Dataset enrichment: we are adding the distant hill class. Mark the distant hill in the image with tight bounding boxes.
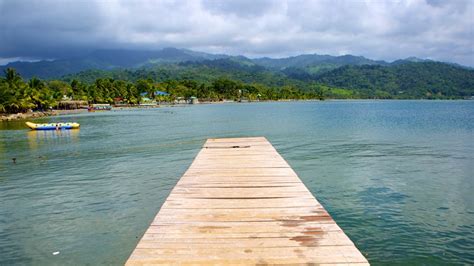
[2,47,473,99]
[0,48,228,79]
[60,57,474,99]
[62,58,303,89]
[314,62,474,98]
[253,54,388,74]
[0,47,443,79]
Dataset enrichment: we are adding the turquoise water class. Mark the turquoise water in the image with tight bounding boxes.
[0,101,473,265]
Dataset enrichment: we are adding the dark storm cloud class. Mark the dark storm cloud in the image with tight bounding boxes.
[0,0,106,58]
[0,0,472,66]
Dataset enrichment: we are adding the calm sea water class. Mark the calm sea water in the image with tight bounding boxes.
[0,101,473,265]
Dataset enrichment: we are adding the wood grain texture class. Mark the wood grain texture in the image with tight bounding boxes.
[126,137,369,265]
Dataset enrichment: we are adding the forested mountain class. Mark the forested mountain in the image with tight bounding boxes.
[0,48,228,79]
[314,62,474,98]
[62,59,311,90]
[1,48,473,100]
[2,57,473,114]
[61,58,473,99]
[1,48,390,79]
[253,54,387,74]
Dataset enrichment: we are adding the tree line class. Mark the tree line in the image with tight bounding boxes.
[0,68,324,114]
[313,62,474,99]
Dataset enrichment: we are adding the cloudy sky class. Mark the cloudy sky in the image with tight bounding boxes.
[0,0,473,66]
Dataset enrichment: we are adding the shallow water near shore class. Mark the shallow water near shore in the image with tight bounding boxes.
[0,100,473,265]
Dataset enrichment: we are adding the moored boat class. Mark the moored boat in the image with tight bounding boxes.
[88,104,112,112]
[25,121,80,130]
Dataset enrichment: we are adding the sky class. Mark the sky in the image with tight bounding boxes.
[0,0,473,66]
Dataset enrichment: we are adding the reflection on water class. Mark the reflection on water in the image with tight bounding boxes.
[26,130,80,150]
[0,101,473,265]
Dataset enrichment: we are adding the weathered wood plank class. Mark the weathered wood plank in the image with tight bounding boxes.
[145,222,344,233]
[128,246,368,263]
[126,137,368,265]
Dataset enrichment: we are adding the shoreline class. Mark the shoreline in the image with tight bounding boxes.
[1,98,471,122]
[0,109,88,122]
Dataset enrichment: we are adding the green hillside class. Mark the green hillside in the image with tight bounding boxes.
[1,48,473,104]
[0,48,227,79]
[0,48,389,79]
[62,58,474,99]
[254,54,387,74]
[314,62,474,98]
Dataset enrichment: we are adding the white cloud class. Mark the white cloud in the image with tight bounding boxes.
[0,0,472,66]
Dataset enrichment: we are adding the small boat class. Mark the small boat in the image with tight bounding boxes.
[88,104,112,112]
[25,121,80,130]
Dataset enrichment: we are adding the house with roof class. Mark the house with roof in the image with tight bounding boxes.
[140,90,170,105]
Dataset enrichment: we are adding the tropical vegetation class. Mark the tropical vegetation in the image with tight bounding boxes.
[0,68,323,114]
[1,48,473,114]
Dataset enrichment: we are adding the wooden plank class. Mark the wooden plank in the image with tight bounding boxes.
[145,222,344,233]
[128,246,368,263]
[126,137,368,265]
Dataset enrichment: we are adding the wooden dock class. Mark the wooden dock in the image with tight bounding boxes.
[126,137,368,265]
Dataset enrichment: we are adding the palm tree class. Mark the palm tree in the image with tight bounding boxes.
[0,82,10,113]
[5,68,22,84]
[28,77,47,110]
[1,68,28,113]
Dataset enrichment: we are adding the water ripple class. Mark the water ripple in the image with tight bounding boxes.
[1,101,473,265]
